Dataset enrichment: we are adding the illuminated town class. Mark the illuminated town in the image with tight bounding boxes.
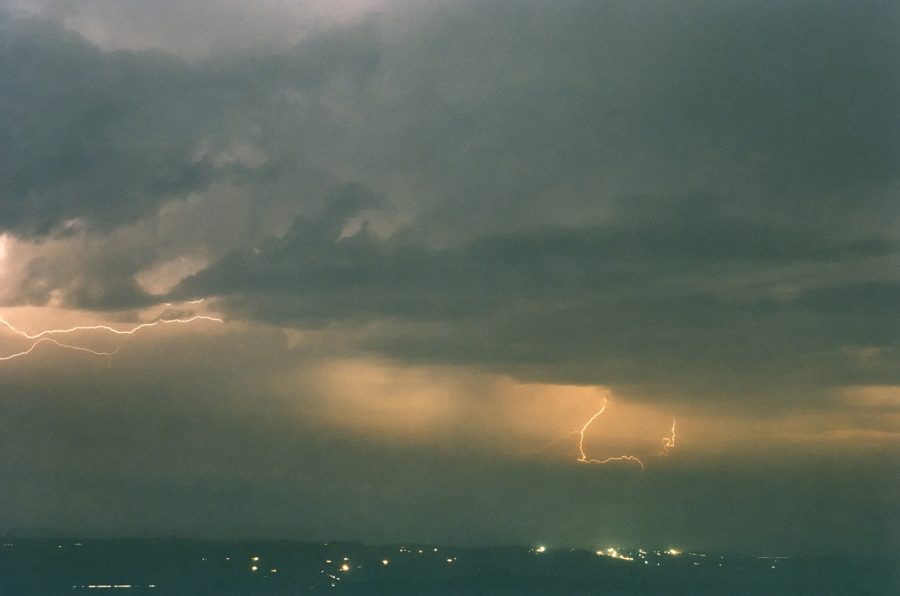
[0,538,892,594]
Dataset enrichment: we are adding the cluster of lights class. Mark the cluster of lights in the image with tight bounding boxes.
[590,546,692,566]
[320,559,344,588]
[76,585,156,590]
[596,547,634,562]
[319,554,367,588]
[394,546,459,567]
[398,546,444,555]
[245,554,278,575]
[54,542,792,591]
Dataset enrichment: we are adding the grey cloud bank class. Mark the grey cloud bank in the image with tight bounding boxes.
[174,190,898,407]
[2,0,898,402]
[2,1,896,235]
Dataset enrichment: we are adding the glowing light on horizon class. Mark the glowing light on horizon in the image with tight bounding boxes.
[597,547,634,562]
[0,307,223,363]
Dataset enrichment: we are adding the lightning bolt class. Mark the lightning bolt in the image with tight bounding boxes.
[574,398,646,470]
[0,314,223,340]
[0,309,223,363]
[535,394,678,470]
[655,419,676,456]
[0,337,117,362]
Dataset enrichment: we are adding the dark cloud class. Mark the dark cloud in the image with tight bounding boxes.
[172,193,899,406]
[311,0,899,242]
[0,12,379,237]
[1,0,896,313]
[0,17,206,234]
[20,254,154,309]
[2,1,896,238]
[152,0,895,407]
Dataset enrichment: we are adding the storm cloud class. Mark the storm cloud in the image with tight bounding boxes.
[172,189,898,406]
[0,0,898,554]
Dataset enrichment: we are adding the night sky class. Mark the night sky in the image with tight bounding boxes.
[0,1,897,556]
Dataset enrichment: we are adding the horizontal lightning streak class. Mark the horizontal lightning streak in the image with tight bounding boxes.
[0,337,117,361]
[0,315,223,340]
[0,311,223,363]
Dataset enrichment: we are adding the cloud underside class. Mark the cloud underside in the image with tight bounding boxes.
[171,191,899,404]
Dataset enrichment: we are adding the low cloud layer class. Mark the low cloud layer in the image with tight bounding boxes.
[172,191,899,407]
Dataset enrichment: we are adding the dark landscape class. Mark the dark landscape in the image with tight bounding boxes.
[1,538,897,595]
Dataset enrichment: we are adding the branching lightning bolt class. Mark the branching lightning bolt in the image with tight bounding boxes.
[0,314,223,340]
[535,395,678,470]
[0,337,118,361]
[574,398,646,470]
[0,311,223,363]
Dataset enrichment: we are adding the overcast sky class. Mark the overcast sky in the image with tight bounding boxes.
[0,0,897,554]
